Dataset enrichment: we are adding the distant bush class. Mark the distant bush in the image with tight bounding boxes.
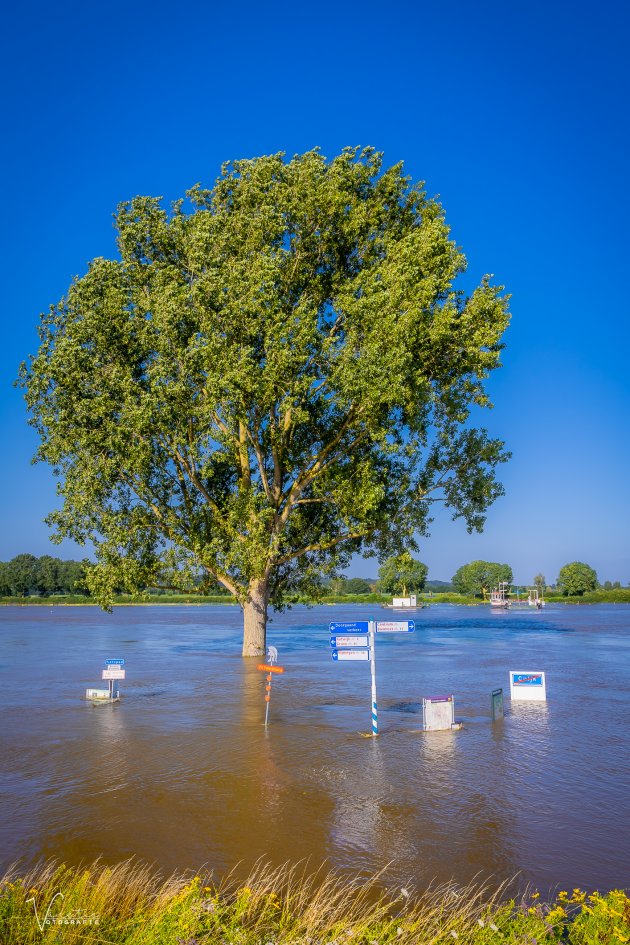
[547,587,630,604]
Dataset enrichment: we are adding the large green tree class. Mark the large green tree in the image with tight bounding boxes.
[377,553,428,595]
[21,148,510,655]
[452,560,513,598]
[557,561,598,596]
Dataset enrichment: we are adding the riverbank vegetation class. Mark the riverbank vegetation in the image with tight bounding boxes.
[1,552,628,607]
[1,858,628,945]
[3,588,630,607]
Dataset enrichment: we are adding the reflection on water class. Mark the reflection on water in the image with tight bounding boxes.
[1,603,629,894]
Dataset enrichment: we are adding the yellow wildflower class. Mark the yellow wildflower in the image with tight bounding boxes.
[613,928,628,943]
[546,906,567,923]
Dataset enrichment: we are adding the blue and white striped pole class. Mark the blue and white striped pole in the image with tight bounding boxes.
[369,617,378,735]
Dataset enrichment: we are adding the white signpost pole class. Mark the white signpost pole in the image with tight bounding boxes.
[369,618,378,736]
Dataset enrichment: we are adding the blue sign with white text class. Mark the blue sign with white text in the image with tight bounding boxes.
[512,673,542,686]
[105,659,125,666]
[329,621,370,634]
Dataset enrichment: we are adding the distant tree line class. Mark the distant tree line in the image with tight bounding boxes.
[450,559,625,598]
[0,554,89,597]
[0,553,624,601]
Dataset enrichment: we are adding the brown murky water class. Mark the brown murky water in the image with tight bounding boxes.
[1,604,629,893]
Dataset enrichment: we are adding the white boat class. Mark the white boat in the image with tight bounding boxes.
[490,582,511,609]
[385,593,424,609]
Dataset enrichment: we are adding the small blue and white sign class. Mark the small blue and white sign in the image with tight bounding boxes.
[512,673,542,686]
[509,670,546,701]
[376,620,415,633]
[329,621,370,634]
[105,659,125,666]
[330,635,369,648]
[332,648,371,661]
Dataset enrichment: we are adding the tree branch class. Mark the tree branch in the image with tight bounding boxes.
[275,527,372,566]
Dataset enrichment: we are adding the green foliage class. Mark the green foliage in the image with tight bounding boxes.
[452,559,513,598]
[0,555,89,597]
[377,552,428,594]
[534,572,546,590]
[334,576,374,594]
[546,587,630,604]
[557,561,598,596]
[20,147,510,651]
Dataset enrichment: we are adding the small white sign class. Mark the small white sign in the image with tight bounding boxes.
[332,649,370,661]
[376,620,415,633]
[330,635,369,647]
[102,668,126,680]
[509,670,546,701]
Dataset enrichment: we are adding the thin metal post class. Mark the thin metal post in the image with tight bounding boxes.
[265,674,271,726]
[369,618,378,735]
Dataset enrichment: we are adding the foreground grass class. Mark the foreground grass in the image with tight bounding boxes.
[1,860,628,945]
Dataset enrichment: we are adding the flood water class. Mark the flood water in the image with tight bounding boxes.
[1,603,629,894]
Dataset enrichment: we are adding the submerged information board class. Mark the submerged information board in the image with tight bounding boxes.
[509,671,546,701]
[423,695,455,731]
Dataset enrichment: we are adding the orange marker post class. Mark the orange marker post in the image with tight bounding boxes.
[256,647,284,726]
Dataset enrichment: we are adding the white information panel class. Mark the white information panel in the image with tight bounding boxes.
[332,649,370,661]
[509,671,546,701]
[423,696,455,731]
[86,688,110,699]
[102,668,126,680]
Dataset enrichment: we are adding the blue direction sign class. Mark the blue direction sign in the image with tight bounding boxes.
[105,658,125,665]
[329,621,370,634]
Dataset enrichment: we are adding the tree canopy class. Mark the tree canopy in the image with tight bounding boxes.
[0,555,88,597]
[377,553,428,595]
[21,147,510,654]
[452,560,513,598]
[557,561,598,596]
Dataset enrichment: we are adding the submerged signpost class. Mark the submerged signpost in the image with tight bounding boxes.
[329,617,415,735]
[86,658,125,704]
[257,646,285,726]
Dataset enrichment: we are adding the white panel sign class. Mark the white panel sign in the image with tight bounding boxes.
[86,688,111,699]
[509,670,546,701]
[376,620,415,633]
[330,635,369,647]
[332,649,370,661]
[102,668,126,680]
[423,696,455,731]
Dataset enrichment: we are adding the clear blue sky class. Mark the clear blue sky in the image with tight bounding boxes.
[1,0,628,585]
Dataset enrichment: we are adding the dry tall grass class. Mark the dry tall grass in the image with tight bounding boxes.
[1,857,626,945]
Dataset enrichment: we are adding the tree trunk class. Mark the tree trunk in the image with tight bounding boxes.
[242,578,268,657]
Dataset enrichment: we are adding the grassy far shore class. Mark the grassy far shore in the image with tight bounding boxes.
[2,589,630,607]
[0,859,628,945]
